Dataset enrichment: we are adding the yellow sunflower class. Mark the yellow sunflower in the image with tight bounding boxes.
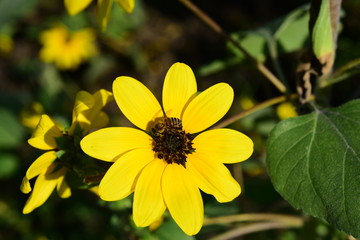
[80,62,253,235]
[20,90,113,214]
[39,25,97,70]
[64,0,135,31]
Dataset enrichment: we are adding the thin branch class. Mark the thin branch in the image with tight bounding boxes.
[210,221,303,240]
[204,213,304,226]
[211,94,298,129]
[177,0,287,93]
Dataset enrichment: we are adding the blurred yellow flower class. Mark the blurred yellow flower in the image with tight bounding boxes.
[64,0,135,31]
[0,34,14,55]
[39,25,97,70]
[239,97,255,110]
[81,62,254,235]
[276,102,298,120]
[20,90,113,214]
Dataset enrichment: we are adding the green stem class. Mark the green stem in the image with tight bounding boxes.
[204,213,304,226]
[211,94,297,129]
[210,221,303,240]
[177,0,287,94]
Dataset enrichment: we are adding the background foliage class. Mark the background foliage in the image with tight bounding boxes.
[1,0,360,239]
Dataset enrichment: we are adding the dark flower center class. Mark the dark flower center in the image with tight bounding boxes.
[151,117,195,167]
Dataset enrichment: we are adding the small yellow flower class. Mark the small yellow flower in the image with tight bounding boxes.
[239,97,255,110]
[276,102,298,120]
[64,0,135,31]
[81,63,254,235]
[39,25,97,70]
[0,34,14,55]
[21,90,113,214]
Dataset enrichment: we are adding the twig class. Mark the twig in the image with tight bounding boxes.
[211,94,298,129]
[204,213,304,226]
[177,0,287,93]
[210,221,303,240]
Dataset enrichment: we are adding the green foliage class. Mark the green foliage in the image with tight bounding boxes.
[2,0,360,239]
[312,0,334,60]
[0,108,25,149]
[267,99,360,238]
[0,0,38,26]
[199,5,309,77]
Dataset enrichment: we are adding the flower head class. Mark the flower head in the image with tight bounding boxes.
[276,102,298,120]
[64,0,135,31]
[39,25,97,70]
[0,33,14,55]
[21,90,112,214]
[81,63,253,235]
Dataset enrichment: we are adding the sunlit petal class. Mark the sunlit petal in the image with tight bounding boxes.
[87,111,109,131]
[81,127,153,161]
[162,164,203,235]
[182,83,233,133]
[20,177,31,194]
[162,62,197,119]
[99,148,155,201]
[22,164,62,214]
[56,170,71,198]
[28,115,62,150]
[187,154,240,202]
[113,76,163,130]
[115,0,134,13]
[25,151,57,181]
[71,89,113,134]
[193,128,253,163]
[70,91,94,134]
[64,0,93,15]
[133,159,167,227]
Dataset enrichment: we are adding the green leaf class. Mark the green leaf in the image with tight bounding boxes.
[228,31,267,62]
[155,218,195,240]
[312,0,334,59]
[0,108,25,148]
[274,6,309,53]
[266,99,360,238]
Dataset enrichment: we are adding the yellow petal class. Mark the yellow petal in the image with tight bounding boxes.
[86,89,113,131]
[81,127,153,162]
[193,128,253,163]
[28,115,62,150]
[162,63,197,119]
[22,164,63,214]
[99,148,155,201]
[162,164,203,235]
[20,177,32,194]
[187,154,240,202]
[87,111,109,131]
[25,151,57,183]
[133,159,167,227]
[70,89,113,134]
[72,90,94,120]
[113,77,163,130]
[115,0,134,13]
[97,0,113,31]
[64,0,93,15]
[182,83,234,133]
[69,89,113,135]
[57,172,71,198]
[70,91,94,134]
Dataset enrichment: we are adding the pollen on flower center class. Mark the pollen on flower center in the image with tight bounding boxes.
[151,117,195,167]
